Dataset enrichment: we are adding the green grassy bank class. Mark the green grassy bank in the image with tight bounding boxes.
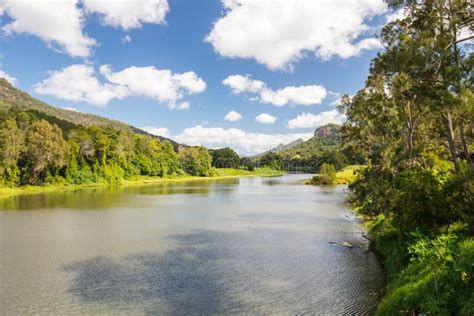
[305,165,365,185]
[0,167,282,199]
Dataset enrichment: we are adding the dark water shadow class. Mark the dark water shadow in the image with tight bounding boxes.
[62,229,385,314]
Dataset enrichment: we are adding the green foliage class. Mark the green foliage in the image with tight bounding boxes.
[376,229,474,315]
[0,117,22,186]
[340,1,474,313]
[210,147,240,168]
[24,119,68,185]
[309,163,337,185]
[178,146,213,177]
[257,152,282,170]
[0,78,178,146]
[265,123,355,173]
[0,108,215,187]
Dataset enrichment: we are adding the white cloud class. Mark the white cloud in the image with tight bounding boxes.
[223,74,327,106]
[176,101,190,110]
[62,107,80,112]
[260,85,327,107]
[255,113,277,124]
[0,69,17,85]
[328,91,342,106]
[33,64,127,107]
[287,110,346,129]
[222,74,265,94]
[173,125,313,155]
[0,0,95,58]
[33,64,206,109]
[83,0,169,30]
[225,110,242,122]
[385,8,408,23]
[121,34,132,43]
[0,0,169,57]
[141,126,170,138]
[205,0,387,70]
[100,65,206,109]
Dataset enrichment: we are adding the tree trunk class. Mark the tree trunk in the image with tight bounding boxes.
[443,110,460,168]
[460,120,472,164]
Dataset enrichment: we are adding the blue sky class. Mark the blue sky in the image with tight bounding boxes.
[0,0,394,155]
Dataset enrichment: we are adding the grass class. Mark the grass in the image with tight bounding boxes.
[0,168,283,199]
[305,165,365,185]
[214,167,283,177]
[334,165,365,184]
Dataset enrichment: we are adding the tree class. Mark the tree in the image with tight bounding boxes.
[210,147,240,168]
[372,0,473,168]
[179,146,213,176]
[158,141,180,177]
[0,117,23,185]
[24,120,68,184]
[258,152,281,170]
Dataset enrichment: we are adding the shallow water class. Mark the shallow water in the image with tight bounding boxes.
[0,174,385,314]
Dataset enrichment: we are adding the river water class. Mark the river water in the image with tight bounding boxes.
[0,174,384,314]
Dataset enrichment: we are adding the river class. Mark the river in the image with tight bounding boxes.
[0,174,385,314]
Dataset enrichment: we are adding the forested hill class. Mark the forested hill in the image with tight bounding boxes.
[277,123,342,159]
[249,123,352,173]
[0,78,176,145]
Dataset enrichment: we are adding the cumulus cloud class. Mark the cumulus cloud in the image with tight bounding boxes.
[0,0,170,57]
[206,0,387,70]
[0,69,17,85]
[222,74,265,94]
[100,65,206,109]
[255,113,277,124]
[33,64,127,106]
[173,125,313,155]
[287,110,346,129]
[223,74,327,106]
[141,126,170,138]
[33,64,206,109]
[0,0,95,58]
[225,110,242,122]
[83,0,169,30]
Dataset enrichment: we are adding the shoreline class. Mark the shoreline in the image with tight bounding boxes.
[0,169,283,200]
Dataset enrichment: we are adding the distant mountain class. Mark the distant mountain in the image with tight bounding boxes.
[258,138,305,156]
[276,124,342,159]
[0,78,178,146]
[313,123,341,138]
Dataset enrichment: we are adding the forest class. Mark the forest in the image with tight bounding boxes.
[0,109,270,188]
[338,0,474,314]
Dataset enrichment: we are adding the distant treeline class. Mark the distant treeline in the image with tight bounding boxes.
[0,109,277,187]
[248,150,360,174]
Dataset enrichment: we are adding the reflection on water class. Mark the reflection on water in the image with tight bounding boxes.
[0,174,385,314]
[0,179,242,211]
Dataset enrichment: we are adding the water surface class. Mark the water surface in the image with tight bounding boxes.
[0,174,384,314]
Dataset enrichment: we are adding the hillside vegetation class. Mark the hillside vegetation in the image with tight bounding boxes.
[0,79,176,145]
[253,123,359,173]
[0,83,280,191]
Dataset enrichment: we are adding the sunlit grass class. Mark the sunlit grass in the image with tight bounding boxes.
[335,165,365,184]
[214,167,282,177]
[305,164,365,185]
[0,168,283,199]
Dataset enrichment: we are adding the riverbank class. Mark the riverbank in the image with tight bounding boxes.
[0,167,283,199]
[357,208,474,315]
[305,165,365,185]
